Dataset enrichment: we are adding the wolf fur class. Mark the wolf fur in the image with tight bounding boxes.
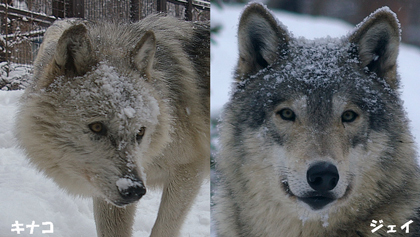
[213,3,420,236]
[16,15,209,237]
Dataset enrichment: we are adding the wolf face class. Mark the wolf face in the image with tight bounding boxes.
[38,64,162,206]
[18,22,170,207]
[218,4,416,228]
[230,36,399,212]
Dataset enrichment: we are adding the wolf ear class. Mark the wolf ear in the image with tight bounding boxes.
[236,3,290,80]
[349,7,400,89]
[54,23,96,78]
[131,31,156,79]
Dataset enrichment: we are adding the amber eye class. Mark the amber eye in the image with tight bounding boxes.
[136,127,146,140]
[277,108,296,121]
[341,110,358,123]
[89,122,107,135]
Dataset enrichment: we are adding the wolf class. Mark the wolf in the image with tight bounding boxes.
[16,14,209,237]
[213,3,420,236]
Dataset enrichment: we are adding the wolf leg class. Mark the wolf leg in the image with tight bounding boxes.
[93,197,137,237]
[150,163,205,237]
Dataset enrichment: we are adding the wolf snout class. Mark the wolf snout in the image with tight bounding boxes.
[297,162,340,210]
[116,177,146,204]
[306,162,339,192]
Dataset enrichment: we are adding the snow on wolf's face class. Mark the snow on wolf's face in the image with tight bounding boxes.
[38,62,161,206]
[229,3,404,221]
[231,38,377,212]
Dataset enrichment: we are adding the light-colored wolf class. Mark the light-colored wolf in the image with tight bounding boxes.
[16,14,209,237]
[213,3,420,236]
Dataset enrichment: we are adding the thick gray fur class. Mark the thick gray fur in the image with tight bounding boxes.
[17,14,209,237]
[213,3,420,236]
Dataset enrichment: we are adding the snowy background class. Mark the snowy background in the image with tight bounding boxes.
[1,3,420,237]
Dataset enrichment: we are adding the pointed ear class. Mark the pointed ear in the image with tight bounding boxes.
[131,31,156,79]
[54,23,96,77]
[236,3,290,80]
[349,7,400,89]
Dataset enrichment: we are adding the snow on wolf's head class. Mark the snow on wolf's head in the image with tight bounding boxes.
[17,21,171,207]
[223,3,414,223]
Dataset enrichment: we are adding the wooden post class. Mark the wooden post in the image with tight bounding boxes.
[157,0,166,13]
[52,0,65,18]
[185,0,193,21]
[130,0,139,22]
[4,2,9,76]
[66,0,84,18]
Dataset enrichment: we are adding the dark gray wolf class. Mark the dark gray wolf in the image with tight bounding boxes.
[16,14,209,237]
[213,3,420,236]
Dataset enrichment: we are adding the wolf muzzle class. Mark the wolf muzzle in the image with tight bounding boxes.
[299,162,339,210]
[307,162,339,192]
[115,177,146,206]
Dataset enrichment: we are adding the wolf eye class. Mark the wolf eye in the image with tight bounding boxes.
[89,122,107,135]
[136,127,146,141]
[341,110,358,123]
[277,108,296,121]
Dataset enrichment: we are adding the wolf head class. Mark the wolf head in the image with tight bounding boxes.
[18,21,172,206]
[221,3,416,222]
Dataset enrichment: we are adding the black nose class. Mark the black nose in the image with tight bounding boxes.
[307,162,339,192]
[118,180,146,203]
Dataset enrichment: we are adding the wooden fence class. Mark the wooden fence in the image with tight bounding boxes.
[0,0,209,71]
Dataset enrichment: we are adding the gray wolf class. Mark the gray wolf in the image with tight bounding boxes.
[16,14,209,237]
[213,3,420,236]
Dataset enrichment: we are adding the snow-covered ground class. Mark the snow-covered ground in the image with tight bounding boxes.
[211,4,420,147]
